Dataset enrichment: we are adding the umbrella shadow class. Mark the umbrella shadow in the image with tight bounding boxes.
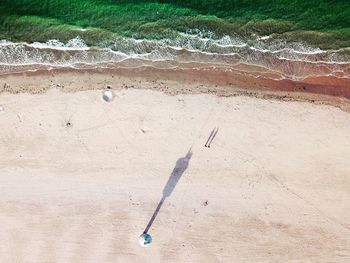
[143,148,193,234]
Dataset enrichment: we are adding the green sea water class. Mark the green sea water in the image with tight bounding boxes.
[0,0,349,49]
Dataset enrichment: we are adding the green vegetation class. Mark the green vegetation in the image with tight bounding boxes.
[0,0,349,49]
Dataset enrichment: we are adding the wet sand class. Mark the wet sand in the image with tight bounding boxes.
[0,79,350,262]
[1,66,350,112]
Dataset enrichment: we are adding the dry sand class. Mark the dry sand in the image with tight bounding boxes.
[0,80,350,262]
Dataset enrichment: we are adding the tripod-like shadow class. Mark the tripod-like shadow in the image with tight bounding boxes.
[143,148,193,234]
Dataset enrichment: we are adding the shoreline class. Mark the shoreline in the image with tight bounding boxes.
[1,66,350,112]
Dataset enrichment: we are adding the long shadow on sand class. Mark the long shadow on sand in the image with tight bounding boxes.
[143,148,193,235]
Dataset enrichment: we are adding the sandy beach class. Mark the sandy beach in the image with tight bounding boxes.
[0,73,350,262]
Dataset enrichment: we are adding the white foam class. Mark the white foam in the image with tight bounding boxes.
[0,31,349,80]
[32,36,89,51]
[258,36,271,41]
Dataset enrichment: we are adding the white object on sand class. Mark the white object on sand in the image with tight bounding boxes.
[102,90,114,102]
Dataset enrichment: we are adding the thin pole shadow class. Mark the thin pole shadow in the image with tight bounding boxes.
[205,127,219,148]
[207,128,219,148]
[143,148,193,234]
[204,128,216,147]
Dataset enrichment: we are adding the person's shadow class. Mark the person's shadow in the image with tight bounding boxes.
[143,148,193,235]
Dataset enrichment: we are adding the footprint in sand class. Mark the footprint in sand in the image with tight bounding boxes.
[140,126,150,134]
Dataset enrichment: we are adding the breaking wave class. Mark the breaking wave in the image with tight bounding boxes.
[0,33,349,80]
